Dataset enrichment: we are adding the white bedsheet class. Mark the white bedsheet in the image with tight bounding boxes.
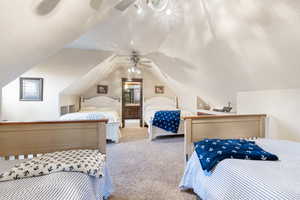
[0,159,113,200]
[60,110,120,123]
[60,110,121,142]
[180,139,300,200]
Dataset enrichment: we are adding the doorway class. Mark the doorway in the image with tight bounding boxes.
[122,78,143,128]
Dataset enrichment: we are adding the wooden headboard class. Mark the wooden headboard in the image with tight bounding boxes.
[0,120,108,160]
[184,114,266,162]
[81,96,121,114]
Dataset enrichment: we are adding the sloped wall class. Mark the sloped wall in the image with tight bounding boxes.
[157,0,300,109]
[1,48,111,121]
[0,0,109,89]
[237,89,300,142]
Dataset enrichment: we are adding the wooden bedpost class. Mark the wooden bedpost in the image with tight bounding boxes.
[184,118,192,164]
[97,121,107,154]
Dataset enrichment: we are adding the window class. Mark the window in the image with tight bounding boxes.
[20,78,43,101]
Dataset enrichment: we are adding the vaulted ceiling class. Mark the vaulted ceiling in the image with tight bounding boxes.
[1,0,300,108]
[0,0,116,87]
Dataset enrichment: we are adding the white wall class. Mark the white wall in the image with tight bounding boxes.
[59,95,80,111]
[1,48,111,121]
[82,67,176,100]
[237,89,300,142]
[0,89,2,120]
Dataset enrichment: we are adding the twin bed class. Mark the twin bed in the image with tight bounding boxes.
[61,96,189,142]
[1,103,299,200]
[180,115,300,200]
[60,96,121,143]
[144,97,193,140]
[0,120,113,200]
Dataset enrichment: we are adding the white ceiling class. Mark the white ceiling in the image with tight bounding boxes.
[0,0,116,88]
[2,0,300,108]
[67,0,183,54]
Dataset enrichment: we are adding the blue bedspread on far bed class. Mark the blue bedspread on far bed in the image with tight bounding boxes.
[194,139,279,174]
[152,110,181,133]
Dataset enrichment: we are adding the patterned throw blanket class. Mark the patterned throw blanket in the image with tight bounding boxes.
[194,139,279,174]
[0,149,105,182]
[152,110,181,133]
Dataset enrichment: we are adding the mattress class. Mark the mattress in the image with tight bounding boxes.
[60,110,120,123]
[0,159,113,200]
[60,111,121,142]
[180,139,300,200]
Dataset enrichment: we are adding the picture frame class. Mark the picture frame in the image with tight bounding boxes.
[97,85,108,94]
[155,86,164,94]
[19,77,43,101]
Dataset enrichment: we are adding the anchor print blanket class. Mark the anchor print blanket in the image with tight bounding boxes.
[194,139,279,174]
[152,110,181,133]
[0,149,105,182]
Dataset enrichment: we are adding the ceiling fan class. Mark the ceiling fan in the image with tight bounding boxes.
[115,51,153,69]
[34,0,102,16]
[114,0,169,12]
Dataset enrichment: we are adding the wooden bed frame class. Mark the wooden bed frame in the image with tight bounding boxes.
[184,114,266,162]
[0,120,108,160]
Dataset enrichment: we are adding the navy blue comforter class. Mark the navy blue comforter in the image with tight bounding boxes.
[152,110,181,133]
[194,139,279,174]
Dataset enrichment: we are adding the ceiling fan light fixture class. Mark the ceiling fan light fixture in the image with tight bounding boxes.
[137,7,143,14]
[166,8,172,15]
[147,0,169,12]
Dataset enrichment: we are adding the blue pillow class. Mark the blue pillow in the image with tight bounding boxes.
[194,139,279,174]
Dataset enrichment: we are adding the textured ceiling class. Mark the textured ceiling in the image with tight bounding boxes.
[67,0,300,108]
[2,0,300,109]
[67,0,184,54]
[0,0,116,88]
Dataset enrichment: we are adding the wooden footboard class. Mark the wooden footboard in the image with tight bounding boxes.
[0,120,108,160]
[184,114,266,162]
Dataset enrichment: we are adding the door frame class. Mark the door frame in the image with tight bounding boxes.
[121,78,143,127]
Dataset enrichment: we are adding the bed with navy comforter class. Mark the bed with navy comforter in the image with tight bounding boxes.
[180,139,300,200]
[152,110,181,133]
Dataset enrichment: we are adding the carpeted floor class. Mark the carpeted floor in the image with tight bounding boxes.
[106,123,196,200]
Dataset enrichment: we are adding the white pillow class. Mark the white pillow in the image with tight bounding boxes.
[93,107,116,112]
[80,106,97,112]
[146,105,177,112]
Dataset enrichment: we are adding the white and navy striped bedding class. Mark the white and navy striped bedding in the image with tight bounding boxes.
[180,139,300,200]
[0,159,113,200]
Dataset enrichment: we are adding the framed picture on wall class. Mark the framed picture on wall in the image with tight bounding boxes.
[19,77,44,101]
[97,85,108,94]
[155,86,164,94]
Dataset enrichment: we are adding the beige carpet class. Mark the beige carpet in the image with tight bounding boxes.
[106,125,196,200]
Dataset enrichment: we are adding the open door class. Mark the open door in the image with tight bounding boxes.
[121,78,143,127]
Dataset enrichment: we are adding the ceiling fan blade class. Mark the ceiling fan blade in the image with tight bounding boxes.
[114,62,131,66]
[140,60,152,64]
[114,0,136,11]
[108,55,119,63]
[35,0,61,16]
[139,63,152,68]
